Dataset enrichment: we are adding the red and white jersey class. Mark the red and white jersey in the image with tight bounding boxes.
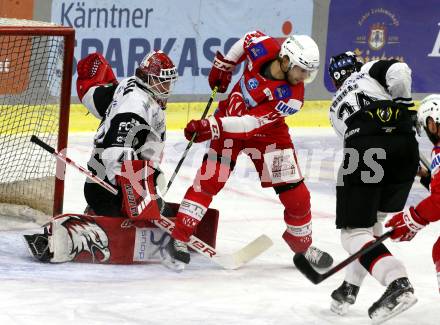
[416,146,440,223]
[216,31,304,142]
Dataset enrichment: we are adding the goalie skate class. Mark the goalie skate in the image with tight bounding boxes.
[368,277,417,324]
[330,281,360,315]
[23,229,51,262]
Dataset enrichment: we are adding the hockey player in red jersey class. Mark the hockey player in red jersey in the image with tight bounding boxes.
[386,94,440,294]
[167,30,333,268]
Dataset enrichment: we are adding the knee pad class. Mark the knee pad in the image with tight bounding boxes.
[341,227,374,254]
[279,182,311,223]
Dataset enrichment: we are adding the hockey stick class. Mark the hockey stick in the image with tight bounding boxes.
[293,230,393,284]
[31,135,273,269]
[30,135,117,195]
[163,86,218,196]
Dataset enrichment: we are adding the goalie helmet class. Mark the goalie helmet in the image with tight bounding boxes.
[135,50,178,108]
[279,35,320,83]
[418,94,440,143]
[328,51,363,89]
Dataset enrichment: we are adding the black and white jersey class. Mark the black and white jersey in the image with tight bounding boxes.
[329,60,413,137]
[83,77,166,185]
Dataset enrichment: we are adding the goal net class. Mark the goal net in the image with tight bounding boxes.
[0,18,74,223]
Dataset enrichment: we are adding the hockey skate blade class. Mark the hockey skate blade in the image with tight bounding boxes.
[330,299,351,316]
[371,292,417,325]
[213,235,273,270]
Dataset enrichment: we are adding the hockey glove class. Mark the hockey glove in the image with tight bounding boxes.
[77,52,118,101]
[385,206,429,241]
[184,116,222,143]
[208,51,236,93]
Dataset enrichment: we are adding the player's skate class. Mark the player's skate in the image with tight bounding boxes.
[159,237,187,272]
[303,246,333,268]
[330,281,360,315]
[368,277,417,324]
[168,238,190,263]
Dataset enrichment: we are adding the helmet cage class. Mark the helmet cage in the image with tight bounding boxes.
[135,50,178,105]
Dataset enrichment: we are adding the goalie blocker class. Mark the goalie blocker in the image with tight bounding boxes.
[24,203,219,264]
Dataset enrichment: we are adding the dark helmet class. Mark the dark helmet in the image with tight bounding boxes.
[328,51,363,88]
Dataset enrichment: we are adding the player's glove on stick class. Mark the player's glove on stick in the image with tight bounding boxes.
[385,207,429,241]
[184,116,222,143]
[208,51,236,93]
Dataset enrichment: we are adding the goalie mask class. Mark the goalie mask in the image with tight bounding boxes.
[328,51,363,89]
[135,50,178,109]
[418,94,440,144]
[279,35,320,84]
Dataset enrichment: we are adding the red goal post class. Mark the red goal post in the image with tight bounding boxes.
[0,18,74,222]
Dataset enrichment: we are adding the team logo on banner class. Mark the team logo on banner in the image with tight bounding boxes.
[368,23,387,50]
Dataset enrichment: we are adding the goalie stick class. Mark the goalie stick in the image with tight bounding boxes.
[31,135,273,270]
[293,230,393,284]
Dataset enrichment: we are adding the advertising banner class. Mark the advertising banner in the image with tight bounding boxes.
[325,0,440,93]
[52,0,313,95]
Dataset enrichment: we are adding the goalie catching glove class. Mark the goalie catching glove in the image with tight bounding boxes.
[76,52,118,101]
[184,116,223,143]
[385,207,429,241]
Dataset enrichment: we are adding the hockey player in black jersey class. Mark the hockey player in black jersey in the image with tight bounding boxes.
[327,52,419,324]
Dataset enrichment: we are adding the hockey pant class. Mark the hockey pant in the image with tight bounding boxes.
[171,137,312,253]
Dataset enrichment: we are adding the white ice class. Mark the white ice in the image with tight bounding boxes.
[0,129,438,325]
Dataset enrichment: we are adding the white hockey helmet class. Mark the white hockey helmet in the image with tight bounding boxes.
[279,35,320,83]
[418,94,440,128]
[418,94,440,142]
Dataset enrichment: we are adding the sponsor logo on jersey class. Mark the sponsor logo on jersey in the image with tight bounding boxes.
[274,85,292,100]
[431,152,440,176]
[247,78,259,90]
[275,100,299,116]
[118,118,140,133]
[248,43,268,60]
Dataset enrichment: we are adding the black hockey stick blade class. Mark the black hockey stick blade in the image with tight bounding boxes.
[294,230,393,285]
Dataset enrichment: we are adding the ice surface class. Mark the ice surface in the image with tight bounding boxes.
[0,129,438,325]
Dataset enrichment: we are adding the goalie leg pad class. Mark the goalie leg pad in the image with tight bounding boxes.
[279,182,312,253]
[41,214,177,264]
